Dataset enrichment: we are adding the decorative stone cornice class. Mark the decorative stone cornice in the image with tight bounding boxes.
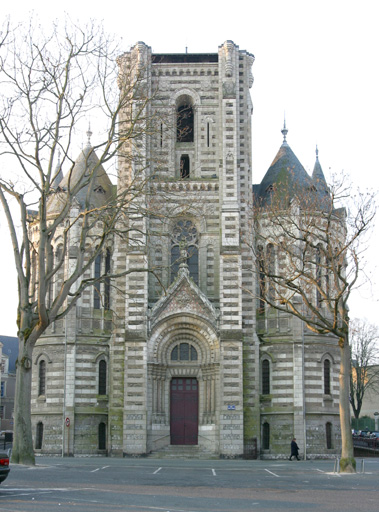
[152,181,219,193]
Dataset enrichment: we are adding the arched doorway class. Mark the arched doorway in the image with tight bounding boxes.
[148,313,220,453]
[170,377,198,445]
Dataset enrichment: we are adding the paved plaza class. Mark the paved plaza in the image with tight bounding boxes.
[0,457,378,511]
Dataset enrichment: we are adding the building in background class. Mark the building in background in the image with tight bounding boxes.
[0,336,18,432]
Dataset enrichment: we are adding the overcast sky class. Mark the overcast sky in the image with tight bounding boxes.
[1,0,379,336]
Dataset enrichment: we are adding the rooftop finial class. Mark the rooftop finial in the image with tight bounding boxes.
[281,115,288,145]
[86,123,92,146]
[316,145,319,160]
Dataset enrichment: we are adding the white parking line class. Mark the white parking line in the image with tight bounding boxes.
[28,465,58,470]
[153,467,162,474]
[91,465,109,473]
[212,469,216,476]
[264,468,280,477]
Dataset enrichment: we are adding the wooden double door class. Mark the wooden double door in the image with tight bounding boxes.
[170,378,198,445]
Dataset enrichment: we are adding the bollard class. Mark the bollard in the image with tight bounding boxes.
[361,459,365,474]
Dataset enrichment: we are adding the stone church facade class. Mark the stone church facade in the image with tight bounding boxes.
[30,41,341,459]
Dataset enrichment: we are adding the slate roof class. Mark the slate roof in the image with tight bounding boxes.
[256,141,313,206]
[48,143,113,214]
[254,126,330,209]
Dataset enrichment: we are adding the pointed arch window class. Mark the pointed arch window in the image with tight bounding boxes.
[38,360,46,396]
[324,359,331,395]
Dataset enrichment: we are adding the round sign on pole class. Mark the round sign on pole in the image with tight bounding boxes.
[65,417,70,427]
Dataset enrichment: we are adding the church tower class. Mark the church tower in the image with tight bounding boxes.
[30,41,341,460]
[112,41,256,457]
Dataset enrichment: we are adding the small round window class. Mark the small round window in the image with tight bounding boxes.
[171,343,198,361]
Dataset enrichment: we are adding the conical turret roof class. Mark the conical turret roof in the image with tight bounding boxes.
[48,141,113,214]
[255,124,313,206]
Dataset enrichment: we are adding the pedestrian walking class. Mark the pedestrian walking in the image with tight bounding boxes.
[289,437,300,460]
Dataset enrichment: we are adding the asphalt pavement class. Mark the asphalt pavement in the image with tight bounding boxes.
[0,456,378,512]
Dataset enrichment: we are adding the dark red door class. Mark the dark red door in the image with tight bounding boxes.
[170,378,198,445]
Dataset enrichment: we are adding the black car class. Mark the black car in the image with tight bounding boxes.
[0,452,10,484]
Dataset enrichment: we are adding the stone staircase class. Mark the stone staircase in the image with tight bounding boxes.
[148,445,219,459]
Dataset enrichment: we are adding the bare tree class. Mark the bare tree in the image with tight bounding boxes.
[350,318,379,419]
[0,17,172,464]
[250,172,376,472]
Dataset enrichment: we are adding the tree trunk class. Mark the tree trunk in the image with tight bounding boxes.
[339,335,355,473]
[11,338,35,465]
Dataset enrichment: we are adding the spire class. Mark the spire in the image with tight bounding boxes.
[51,149,64,189]
[312,145,324,181]
[281,115,288,146]
[86,123,92,147]
[312,145,329,194]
